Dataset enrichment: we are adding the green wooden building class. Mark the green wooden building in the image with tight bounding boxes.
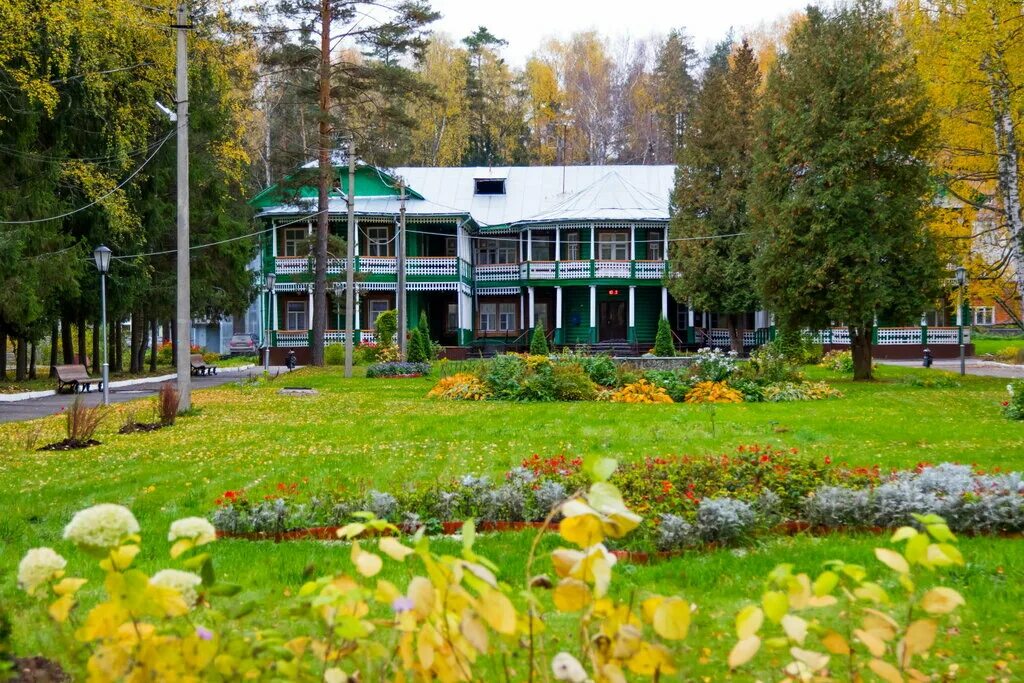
[251,160,773,354]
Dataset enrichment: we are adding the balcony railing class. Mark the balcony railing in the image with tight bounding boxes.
[276,256,459,277]
[808,327,969,346]
[274,330,377,347]
[476,260,668,282]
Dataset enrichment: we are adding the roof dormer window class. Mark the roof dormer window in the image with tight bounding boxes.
[474,178,506,195]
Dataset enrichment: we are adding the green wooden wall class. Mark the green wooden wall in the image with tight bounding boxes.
[562,287,592,344]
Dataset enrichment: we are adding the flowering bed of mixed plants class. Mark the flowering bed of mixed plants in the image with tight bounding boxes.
[1004,380,1024,420]
[208,445,1024,551]
[427,346,843,404]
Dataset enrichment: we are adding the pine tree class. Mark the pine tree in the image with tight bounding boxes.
[668,39,761,354]
[751,1,941,380]
[529,320,549,355]
[654,317,675,357]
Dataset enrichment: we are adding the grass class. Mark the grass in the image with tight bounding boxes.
[974,333,1024,363]
[1,363,1022,677]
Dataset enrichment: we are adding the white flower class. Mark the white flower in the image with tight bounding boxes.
[63,504,140,552]
[150,569,202,607]
[168,517,216,546]
[551,652,588,682]
[1008,384,1015,396]
[17,548,66,595]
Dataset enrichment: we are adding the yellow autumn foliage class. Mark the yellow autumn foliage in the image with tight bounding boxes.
[426,373,491,401]
[610,379,674,404]
[684,381,744,404]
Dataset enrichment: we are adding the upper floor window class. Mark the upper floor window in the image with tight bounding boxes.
[445,237,457,257]
[366,226,390,257]
[565,231,581,260]
[648,230,664,260]
[474,178,506,195]
[973,306,995,326]
[598,231,628,260]
[531,231,553,261]
[281,227,306,257]
[477,238,517,264]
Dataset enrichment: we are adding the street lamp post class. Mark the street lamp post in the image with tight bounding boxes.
[93,245,112,405]
[955,266,967,376]
[263,272,276,371]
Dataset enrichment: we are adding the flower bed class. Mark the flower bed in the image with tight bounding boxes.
[365,361,431,378]
[426,347,844,404]
[208,448,1024,548]
[1004,380,1024,420]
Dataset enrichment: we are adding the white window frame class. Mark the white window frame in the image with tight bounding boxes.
[479,303,497,332]
[498,303,516,331]
[565,231,581,260]
[282,227,306,257]
[366,226,390,257]
[368,299,390,328]
[445,237,457,257]
[286,301,307,330]
[647,230,663,261]
[447,303,458,332]
[598,231,628,260]
[477,239,517,265]
[972,306,995,326]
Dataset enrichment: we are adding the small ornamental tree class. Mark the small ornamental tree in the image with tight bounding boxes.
[654,317,675,356]
[751,2,941,380]
[530,320,549,355]
[416,311,433,360]
[375,309,397,349]
[407,329,428,363]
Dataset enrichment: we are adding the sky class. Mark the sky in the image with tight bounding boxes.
[427,0,816,64]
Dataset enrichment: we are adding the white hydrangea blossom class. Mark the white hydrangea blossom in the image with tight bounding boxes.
[150,569,202,607]
[551,652,588,682]
[63,504,140,551]
[1009,384,1015,396]
[17,547,66,595]
[168,517,216,546]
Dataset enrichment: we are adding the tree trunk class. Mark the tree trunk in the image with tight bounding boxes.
[114,322,123,373]
[61,316,74,364]
[849,324,873,381]
[727,313,744,355]
[29,341,36,379]
[49,322,58,377]
[310,0,332,367]
[0,324,6,380]
[92,320,100,374]
[150,318,158,372]
[77,315,87,367]
[15,338,27,381]
[130,310,143,373]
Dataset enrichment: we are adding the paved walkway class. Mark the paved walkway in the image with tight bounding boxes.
[881,359,1024,379]
[0,367,289,424]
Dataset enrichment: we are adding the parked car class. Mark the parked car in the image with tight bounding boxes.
[228,333,259,355]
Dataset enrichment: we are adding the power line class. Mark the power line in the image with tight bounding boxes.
[0,128,175,225]
[0,126,176,164]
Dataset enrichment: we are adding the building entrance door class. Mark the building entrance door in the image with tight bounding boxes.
[599,301,627,341]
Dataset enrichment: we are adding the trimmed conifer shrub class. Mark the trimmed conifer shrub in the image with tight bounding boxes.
[530,320,549,355]
[654,317,674,356]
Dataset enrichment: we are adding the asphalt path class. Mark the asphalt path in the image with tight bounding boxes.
[0,367,287,423]
[880,359,1024,379]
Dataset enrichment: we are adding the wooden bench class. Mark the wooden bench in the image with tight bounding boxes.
[190,354,218,376]
[53,365,102,394]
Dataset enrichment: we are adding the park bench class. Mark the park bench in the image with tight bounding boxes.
[190,354,218,376]
[53,365,102,394]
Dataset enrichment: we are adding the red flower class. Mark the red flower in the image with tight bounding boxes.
[759,454,771,464]
[224,490,238,501]
[277,482,287,491]
[661,480,673,494]
[824,456,832,465]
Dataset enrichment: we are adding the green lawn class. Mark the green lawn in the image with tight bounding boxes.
[1,364,1022,678]
[974,333,1024,361]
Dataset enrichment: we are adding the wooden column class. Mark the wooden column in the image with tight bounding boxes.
[555,286,563,344]
[307,286,314,330]
[589,285,597,343]
[628,286,636,343]
[661,287,668,319]
[528,286,535,329]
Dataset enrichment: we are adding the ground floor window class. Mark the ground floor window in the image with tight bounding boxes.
[368,299,390,328]
[533,302,549,329]
[973,306,995,326]
[286,301,307,330]
[479,301,517,332]
[447,303,458,332]
[676,305,689,330]
[499,303,516,331]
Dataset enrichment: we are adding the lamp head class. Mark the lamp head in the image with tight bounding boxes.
[954,266,967,287]
[265,272,277,291]
[93,245,112,274]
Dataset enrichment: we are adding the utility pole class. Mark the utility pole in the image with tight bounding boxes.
[344,138,355,378]
[311,0,332,367]
[173,2,192,411]
[397,179,407,358]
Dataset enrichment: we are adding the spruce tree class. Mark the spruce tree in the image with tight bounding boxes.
[668,39,760,354]
[407,329,427,363]
[416,311,433,360]
[751,1,940,380]
[654,317,675,357]
[529,320,549,355]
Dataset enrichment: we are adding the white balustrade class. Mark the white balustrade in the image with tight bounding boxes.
[876,327,921,345]
[524,261,557,279]
[276,331,309,347]
[475,263,520,281]
[927,327,966,344]
[634,261,665,279]
[594,260,631,278]
[275,257,309,275]
[359,257,397,274]
[324,331,347,344]
[407,257,457,276]
[558,260,590,279]
[360,331,377,344]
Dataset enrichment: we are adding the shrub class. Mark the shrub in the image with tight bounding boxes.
[819,349,854,373]
[375,309,397,348]
[577,353,617,386]
[690,347,738,382]
[353,343,379,365]
[898,373,959,389]
[804,486,871,527]
[427,373,491,400]
[770,328,823,364]
[483,354,526,399]
[517,366,557,402]
[762,380,842,402]
[644,369,692,402]
[550,362,598,401]
[1004,381,1024,420]
[653,317,675,356]
[65,396,106,443]
[366,361,430,378]
[610,379,673,404]
[324,343,345,366]
[995,345,1024,364]
[157,382,179,426]
[407,329,428,363]
[366,490,398,521]
[727,378,765,402]
[656,514,696,551]
[416,311,433,360]
[696,497,754,544]
[530,320,549,355]
[684,381,743,404]
[741,344,802,383]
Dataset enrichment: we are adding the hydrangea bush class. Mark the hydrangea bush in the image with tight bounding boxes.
[1004,380,1024,420]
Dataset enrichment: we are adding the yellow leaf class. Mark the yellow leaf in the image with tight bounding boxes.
[763,590,789,623]
[920,587,964,615]
[324,668,349,683]
[728,636,761,669]
[551,549,583,578]
[460,609,488,653]
[355,551,382,578]
[854,628,887,657]
[478,589,517,635]
[559,511,605,547]
[652,597,690,641]
[781,614,808,645]
[869,658,904,683]
[53,577,87,597]
[822,630,851,655]
[903,619,937,657]
[790,647,829,672]
[379,537,413,562]
[336,522,366,539]
[552,578,590,612]
[812,571,839,597]
[407,577,435,618]
[374,579,401,604]
[170,538,193,559]
[853,581,890,604]
[101,544,140,572]
[48,594,75,623]
[626,641,676,676]
[890,526,918,542]
[736,605,764,639]
[875,548,910,574]
[641,596,664,623]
